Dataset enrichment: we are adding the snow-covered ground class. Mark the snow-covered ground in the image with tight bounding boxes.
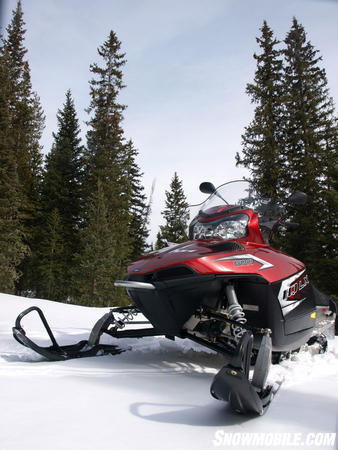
[1,293,337,450]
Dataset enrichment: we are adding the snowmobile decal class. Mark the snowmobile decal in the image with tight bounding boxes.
[278,269,310,316]
[215,253,274,271]
[170,244,196,253]
[152,243,196,255]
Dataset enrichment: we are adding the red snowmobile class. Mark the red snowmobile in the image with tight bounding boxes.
[13,180,336,415]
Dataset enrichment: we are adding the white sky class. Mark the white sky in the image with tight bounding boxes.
[1,0,338,244]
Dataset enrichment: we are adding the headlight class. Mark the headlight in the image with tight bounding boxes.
[193,223,214,239]
[193,214,248,240]
[214,218,248,239]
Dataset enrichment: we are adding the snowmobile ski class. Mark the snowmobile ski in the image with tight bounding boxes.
[12,305,162,361]
[12,306,125,361]
[210,331,275,415]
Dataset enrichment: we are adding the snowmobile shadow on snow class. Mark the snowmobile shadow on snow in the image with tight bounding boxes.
[129,402,258,426]
[12,180,336,416]
[129,385,337,429]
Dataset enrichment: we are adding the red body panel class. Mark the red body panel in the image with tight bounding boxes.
[128,207,304,284]
[128,240,304,284]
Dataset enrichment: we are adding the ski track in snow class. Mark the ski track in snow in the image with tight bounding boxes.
[1,292,338,450]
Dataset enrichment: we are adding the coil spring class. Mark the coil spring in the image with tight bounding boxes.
[228,303,247,339]
[114,308,138,329]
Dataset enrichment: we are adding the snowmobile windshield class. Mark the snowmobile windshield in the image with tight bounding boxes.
[190,180,281,240]
[199,180,265,216]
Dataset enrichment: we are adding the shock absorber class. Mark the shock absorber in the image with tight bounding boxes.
[225,283,247,339]
[113,307,139,329]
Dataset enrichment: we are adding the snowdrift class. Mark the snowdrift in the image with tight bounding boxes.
[0,293,337,450]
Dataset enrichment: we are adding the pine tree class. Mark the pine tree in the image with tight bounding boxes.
[155,231,168,250]
[0,160,29,293]
[280,18,338,294]
[84,30,127,202]
[1,1,44,293]
[0,16,29,292]
[37,90,84,300]
[236,21,284,197]
[238,19,337,297]
[123,140,150,259]
[73,181,123,307]
[4,0,44,214]
[0,45,29,292]
[156,172,189,249]
[37,208,64,300]
[77,30,147,305]
[84,30,131,288]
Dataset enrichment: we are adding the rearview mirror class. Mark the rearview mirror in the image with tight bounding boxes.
[199,182,216,195]
[286,191,308,205]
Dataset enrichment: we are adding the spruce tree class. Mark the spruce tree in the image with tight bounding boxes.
[236,21,284,197]
[37,208,64,300]
[4,0,44,215]
[2,1,44,293]
[73,181,121,307]
[281,18,338,294]
[77,30,145,305]
[238,19,337,297]
[0,159,29,293]
[0,45,29,292]
[155,231,168,251]
[37,90,84,300]
[84,30,127,202]
[156,172,189,249]
[123,140,150,259]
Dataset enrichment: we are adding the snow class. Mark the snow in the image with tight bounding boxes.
[1,293,337,450]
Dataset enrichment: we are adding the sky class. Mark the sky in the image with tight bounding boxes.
[1,0,338,244]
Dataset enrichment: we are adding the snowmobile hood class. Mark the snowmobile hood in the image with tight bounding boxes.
[127,239,304,284]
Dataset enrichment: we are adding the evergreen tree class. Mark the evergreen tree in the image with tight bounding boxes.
[155,231,168,250]
[1,1,44,293]
[4,0,44,215]
[73,181,121,307]
[156,172,189,249]
[0,160,29,293]
[0,46,29,292]
[238,18,337,297]
[37,208,64,300]
[280,18,338,293]
[77,30,147,304]
[37,90,84,300]
[123,140,150,259]
[84,30,130,286]
[84,30,127,203]
[236,21,284,197]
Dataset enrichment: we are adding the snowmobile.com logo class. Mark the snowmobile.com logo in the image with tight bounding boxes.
[212,431,336,447]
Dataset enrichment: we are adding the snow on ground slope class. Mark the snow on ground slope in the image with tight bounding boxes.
[0,293,337,450]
